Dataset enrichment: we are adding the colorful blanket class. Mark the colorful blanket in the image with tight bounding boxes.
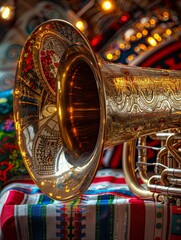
[1,169,181,240]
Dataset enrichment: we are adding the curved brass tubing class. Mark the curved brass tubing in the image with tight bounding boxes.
[148,175,181,197]
[123,139,155,200]
[166,133,181,164]
[137,136,148,185]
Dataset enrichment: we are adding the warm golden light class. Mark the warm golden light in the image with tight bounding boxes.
[75,20,85,32]
[69,107,73,113]
[166,29,172,35]
[150,18,156,25]
[147,36,157,47]
[0,5,14,20]
[145,22,150,28]
[101,0,115,12]
[136,32,142,39]
[119,43,125,49]
[142,29,148,36]
[106,53,113,60]
[14,88,20,95]
[127,55,134,62]
[130,35,136,41]
[154,33,162,42]
[1,6,10,19]
[115,50,120,56]
[139,44,147,51]
[65,186,70,193]
[113,77,125,92]
[163,11,169,20]
[21,151,26,157]
[72,127,77,135]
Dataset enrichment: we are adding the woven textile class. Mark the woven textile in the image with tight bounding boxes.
[1,169,181,240]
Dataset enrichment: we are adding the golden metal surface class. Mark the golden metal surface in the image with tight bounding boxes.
[14,20,101,201]
[14,19,181,203]
[57,41,181,202]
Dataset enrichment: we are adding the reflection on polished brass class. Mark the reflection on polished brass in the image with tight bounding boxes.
[14,19,181,203]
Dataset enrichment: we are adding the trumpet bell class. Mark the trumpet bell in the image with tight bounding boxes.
[14,20,103,201]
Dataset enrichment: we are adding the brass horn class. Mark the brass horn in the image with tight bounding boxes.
[14,19,181,202]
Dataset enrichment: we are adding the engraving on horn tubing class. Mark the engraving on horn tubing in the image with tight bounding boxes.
[14,19,181,202]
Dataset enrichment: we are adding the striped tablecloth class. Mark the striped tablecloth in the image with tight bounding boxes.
[1,168,181,240]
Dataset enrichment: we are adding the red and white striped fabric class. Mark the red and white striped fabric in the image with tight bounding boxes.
[1,169,181,240]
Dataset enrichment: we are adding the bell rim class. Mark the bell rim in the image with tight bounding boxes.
[14,19,105,201]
